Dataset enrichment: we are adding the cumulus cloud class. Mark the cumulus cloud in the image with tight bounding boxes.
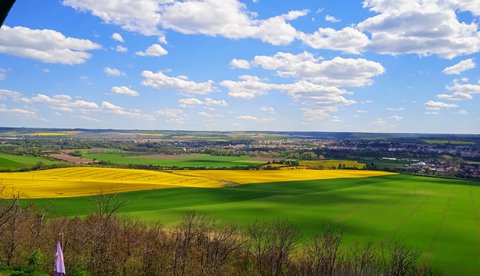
[178,97,228,107]
[156,108,186,123]
[230,58,251,69]
[442,58,475,75]
[437,80,480,101]
[179,97,203,107]
[220,75,274,99]
[358,0,480,59]
[204,97,228,106]
[222,51,383,120]
[31,94,99,112]
[141,70,216,95]
[63,0,164,36]
[325,15,340,23]
[425,100,458,110]
[104,67,125,76]
[298,27,369,54]
[250,51,385,86]
[115,45,128,52]
[101,101,154,120]
[0,89,29,102]
[0,104,38,118]
[1,89,153,120]
[136,44,168,57]
[63,0,307,46]
[111,32,124,42]
[0,26,101,64]
[111,86,139,97]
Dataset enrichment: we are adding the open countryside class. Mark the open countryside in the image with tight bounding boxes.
[9,172,479,275]
[2,0,480,274]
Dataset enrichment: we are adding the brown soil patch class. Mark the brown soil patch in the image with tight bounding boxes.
[46,152,94,164]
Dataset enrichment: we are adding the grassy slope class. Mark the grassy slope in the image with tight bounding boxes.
[82,152,264,168]
[0,152,60,170]
[26,174,480,275]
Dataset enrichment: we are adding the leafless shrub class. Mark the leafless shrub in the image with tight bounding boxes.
[247,220,298,276]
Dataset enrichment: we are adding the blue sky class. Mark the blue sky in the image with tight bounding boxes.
[0,0,479,133]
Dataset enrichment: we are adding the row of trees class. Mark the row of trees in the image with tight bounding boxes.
[0,192,437,276]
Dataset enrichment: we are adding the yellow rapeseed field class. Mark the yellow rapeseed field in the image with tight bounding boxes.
[0,167,223,198]
[0,167,395,199]
[176,169,395,184]
[29,131,79,136]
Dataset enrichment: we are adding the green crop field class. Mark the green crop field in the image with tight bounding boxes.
[25,174,480,275]
[0,152,61,170]
[424,139,475,145]
[300,159,366,169]
[81,151,264,168]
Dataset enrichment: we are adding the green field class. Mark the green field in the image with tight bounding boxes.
[424,139,475,145]
[81,151,264,168]
[26,174,480,275]
[0,152,61,170]
[300,159,366,169]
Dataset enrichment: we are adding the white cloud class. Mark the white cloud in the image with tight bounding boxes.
[1,89,154,121]
[198,111,223,118]
[0,104,38,118]
[179,97,202,107]
[0,26,101,64]
[77,115,103,123]
[136,44,168,57]
[63,0,164,36]
[358,0,480,59]
[32,94,99,112]
[456,109,468,115]
[156,108,186,123]
[160,1,308,45]
[222,51,383,121]
[442,59,475,75]
[425,100,458,110]
[251,52,385,86]
[204,97,228,107]
[111,32,124,42]
[141,70,216,95]
[111,86,139,97]
[101,101,153,120]
[63,0,308,46]
[222,76,354,120]
[0,68,6,80]
[237,115,258,120]
[115,45,128,52]
[390,115,403,121]
[437,81,480,101]
[237,114,274,123]
[104,66,125,77]
[373,117,394,128]
[0,89,29,102]
[298,27,369,54]
[260,106,275,113]
[230,58,251,69]
[325,15,340,23]
[220,75,273,99]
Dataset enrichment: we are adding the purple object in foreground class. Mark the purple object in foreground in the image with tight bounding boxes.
[53,241,66,276]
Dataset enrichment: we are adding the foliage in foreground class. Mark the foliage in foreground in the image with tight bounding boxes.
[0,193,437,276]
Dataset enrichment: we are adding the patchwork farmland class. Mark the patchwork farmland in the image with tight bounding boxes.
[0,166,477,274]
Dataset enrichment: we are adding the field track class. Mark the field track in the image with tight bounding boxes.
[0,167,394,198]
